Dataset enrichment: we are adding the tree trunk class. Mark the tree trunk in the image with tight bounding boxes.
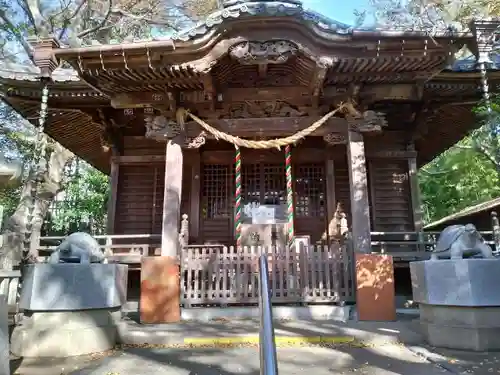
[0,142,73,270]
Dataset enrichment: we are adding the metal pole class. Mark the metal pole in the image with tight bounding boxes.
[259,254,278,375]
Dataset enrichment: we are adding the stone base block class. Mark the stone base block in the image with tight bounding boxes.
[20,263,128,311]
[355,254,396,321]
[11,309,121,358]
[140,256,181,323]
[421,321,500,351]
[0,297,8,375]
[411,259,500,306]
[419,303,500,351]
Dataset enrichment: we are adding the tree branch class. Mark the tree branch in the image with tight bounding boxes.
[110,7,179,29]
[0,8,34,61]
[19,0,38,34]
[26,0,46,34]
[76,0,112,38]
[472,139,499,167]
[58,0,88,40]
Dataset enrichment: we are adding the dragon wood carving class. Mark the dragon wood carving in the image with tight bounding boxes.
[221,101,307,118]
[229,40,299,65]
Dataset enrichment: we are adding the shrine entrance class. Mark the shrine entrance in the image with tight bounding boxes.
[199,146,329,246]
[240,162,288,247]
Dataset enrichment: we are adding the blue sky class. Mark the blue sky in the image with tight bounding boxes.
[301,0,370,25]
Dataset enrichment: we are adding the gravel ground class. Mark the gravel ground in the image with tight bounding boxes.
[13,344,451,375]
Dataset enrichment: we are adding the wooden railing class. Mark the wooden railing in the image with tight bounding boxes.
[0,269,21,325]
[37,224,498,267]
[180,242,355,307]
[39,234,161,266]
[370,230,498,262]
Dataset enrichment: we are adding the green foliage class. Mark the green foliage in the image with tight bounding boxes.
[45,162,109,235]
[419,92,500,223]
[419,136,500,223]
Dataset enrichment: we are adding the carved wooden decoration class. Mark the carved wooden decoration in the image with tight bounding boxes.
[229,40,298,65]
[184,131,207,149]
[144,115,206,149]
[144,115,182,140]
[323,132,346,146]
[348,111,388,133]
[221,101,306,118]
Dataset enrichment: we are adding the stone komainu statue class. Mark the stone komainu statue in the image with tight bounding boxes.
[0,157,22,186]
[48,232,106,264]
[431,224,493,260]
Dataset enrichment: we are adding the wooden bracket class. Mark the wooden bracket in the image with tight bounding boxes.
[310,57,333,108]
[201,73,216,111]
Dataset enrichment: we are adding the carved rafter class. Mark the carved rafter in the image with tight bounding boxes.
[228,40,299,65]
[310,57,334,108]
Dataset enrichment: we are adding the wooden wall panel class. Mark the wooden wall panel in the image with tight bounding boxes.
[122,137,164,156]
[114,162,191,237]
[114,165,156,234]
[368,160,413,232]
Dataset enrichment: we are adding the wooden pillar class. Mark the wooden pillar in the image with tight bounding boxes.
[407,144,424,250]
[346,129,371,253]
[325,159,337,241]
[106,149,120,234]
[189,151,201,242]
[161,137,183,256]
[140,136,183,324]
[348,128,395,321]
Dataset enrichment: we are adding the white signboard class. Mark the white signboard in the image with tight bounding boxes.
[243,203,279,224]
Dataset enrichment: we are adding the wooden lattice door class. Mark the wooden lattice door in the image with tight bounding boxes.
[200,164,233,244]
[294,163,327,244]
[242,164,286,207]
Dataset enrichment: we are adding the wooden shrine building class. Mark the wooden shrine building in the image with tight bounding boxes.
[0,1,497,320]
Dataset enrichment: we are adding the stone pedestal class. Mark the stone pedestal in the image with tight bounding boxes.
[0,296,9,375]
[411,259,500,351]
[140,256,181,323]
[355,254,396,321]
[11,264,128,358]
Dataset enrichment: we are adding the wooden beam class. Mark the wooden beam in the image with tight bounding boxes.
[110,92,174,109]
[161,136,183,256]
[184,116,348,138]
[113,145,416,165]
[347,129,372,254]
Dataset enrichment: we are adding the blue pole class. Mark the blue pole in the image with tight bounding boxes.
[259,254,279,375]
